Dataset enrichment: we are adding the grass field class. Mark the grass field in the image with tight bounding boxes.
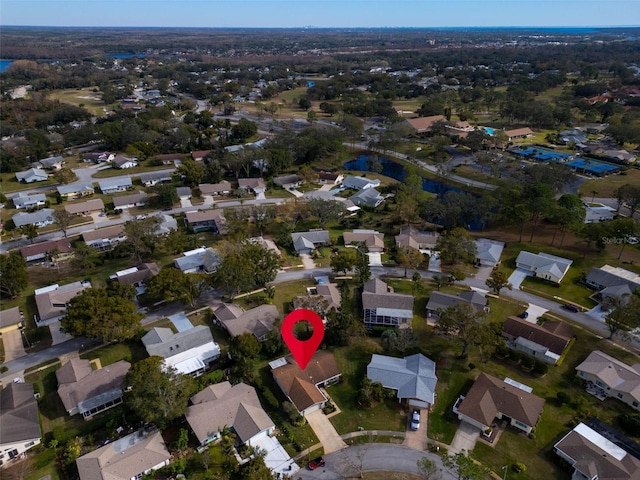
[578,168,640,198]
[48,87,107,116]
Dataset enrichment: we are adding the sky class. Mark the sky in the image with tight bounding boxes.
[1,0,639,28]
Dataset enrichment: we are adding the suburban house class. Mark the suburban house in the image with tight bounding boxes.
[343,229,385,253]
[0,307,24,334]
[12,208,55,228]
[113,191,148,210]
[502,316,574,365]
[185,209,227,233]
[98,176,132,194]
[405,115,447,134]
[584,202,616,223]
[554,418,640,480]
[246,236,282,256]
[112,155,138,169]
[64,198,105,216]
[362,278,414,329]
[238,177,267,195]
[34,280,92,324]
[156,213,178,235]
[20,238,73,263]
[270,351,341,416]
[176,186,192,200]
[504,127,535,141]
[108,263,160,293]
[575,350,640,410]
[139,171,173,187]
[453,373,545,435]
[584,265,640,296]
[426,290,487,319]
[291,230,330,255]
[395,226,439,251]
[186,382,275,448]
[342,175,381,190]
[350,188,385,208]
[515,251,573,284]
[191,150,212,162]
[213,303,279,342]
[0,383,41,466]
[293,277,341,320]
[199,181,232,196]
[273,174,303,189]
[82,152,114,163]
[57,183,95,200]
[15,168,48,183]
[82,225,126,251]
[318,171,344,185]
[32,155,64,170]
[12,192,47,209]
[151,153,183,165]
[475,238,505,267]
[174,247,221,274]
[367,353,438,410]
[141,325,221,376]
[56,358,131,419]
[76,428,170,480]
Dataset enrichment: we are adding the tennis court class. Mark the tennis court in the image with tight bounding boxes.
[565,159,621,176]
[511,147,572,162]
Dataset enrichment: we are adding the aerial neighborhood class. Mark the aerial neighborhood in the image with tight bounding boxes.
[1,25,640,480]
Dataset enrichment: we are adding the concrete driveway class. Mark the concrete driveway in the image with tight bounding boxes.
[49,321,73,345]
[300,254,316,269]
[403,410,428,450]
[523,303,548,323]
[305,410,347,454]
[449,421,480,454]
[508,268,530,289]
[2,329,26,361]
[367,252,383,266]
[180,198,193,208]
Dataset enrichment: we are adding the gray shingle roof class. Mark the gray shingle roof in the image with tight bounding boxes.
[367,354,437,404]
[98,176,132,191]
[343,175,380,190]
[142,325,216,359]
[0,382,41,446]
[12,208,55,227]
[426,290,487,312]
[350,188,384,207]
[362,278,414,315]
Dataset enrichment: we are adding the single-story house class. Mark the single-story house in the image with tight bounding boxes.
[82,152,114,163]
[475,238,505,267]
[554,418,640,480]
[0,306,24,334]
[12,192,47,209]
[504,127,534,141]
[185,209,227,233]
[20,238,73,263]
[350,188,385,208]
[151,153,183,165]
[109,263,160,293]
[57,183,95,200]
[186,381,275,448]
[174,247,221,274]
[199,181,232,196]
[291,230,330,255]
[343,229,385,253]
[246,236,282,256]
[453,373,545,435]
[191,150,212,162]
[98,176,132,194]
[584,203,616,223]
[585,265,640,292]
[113,191,148,210]
[273,174,303,189]
[318,171,344,185]
[15,168,48,183]
[76,428,170,480]
[0,383,42,464]
[502,316,574,365]
[293,279,341,320]
[82,225,126,251]
[139,171,173,187]
[367,353,438,410]
[395,226,439,251]
[64,198,105,216]
[142,325,221,376]
[12,208,55,228]
[32,155,64,170]
[342,175,381,191]
[156,213,178,235]
[576,350,640,410]
[213,303,279,342]
[426,290,487,319]
[176,186,192,199]
[112,155,138,169]
[34,280,92,324]
[56,358,130,419]
[362,278,414,329]
[515,251,573,284]
[238,177,267,195]
[405,115,447,134]
[270,351,341,416]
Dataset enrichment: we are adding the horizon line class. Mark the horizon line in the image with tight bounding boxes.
[2,24,640,29]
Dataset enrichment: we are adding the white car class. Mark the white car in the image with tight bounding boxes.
[410,409,420,430]
[135,215,146,220]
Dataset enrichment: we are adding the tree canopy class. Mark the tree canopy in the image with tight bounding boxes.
[436,228,477,266]
[0,253,28,299]
[147,268,208,307]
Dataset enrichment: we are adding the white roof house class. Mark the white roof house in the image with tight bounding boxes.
[173,247,220,274]
[515,251,573,284]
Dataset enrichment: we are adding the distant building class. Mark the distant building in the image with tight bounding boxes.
[98,176,132,194]
[405,115,447,134]
[395,226,439,251]
[20,238,72,263]
[350,188,385,208]
[83,152,114,163]
[32,155,64,170]
[504,127,534,141]
[82,225,126,251]
[342,175,380,190]
[113,191,148,210]
[502,316,574,365]
[291,230,330,255]
[112,155,138,169]
[57,183,95,200]
[426,290,487,320]
[64,198,105,216]
[475,238,505,267]
[139,171,173,187]
[109,263,159,293]
[273,174,303,189]
[0,306,24,334]
[343,229,385,253]
[199,181,232,196]
[238,177,266,195]
[185,209,226,233]
[584,202,616,223]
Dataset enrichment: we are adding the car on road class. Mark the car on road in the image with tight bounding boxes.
[307,457,325,470]
[562,304,580,313]
[135,215,147,220]
[410,409,420,430]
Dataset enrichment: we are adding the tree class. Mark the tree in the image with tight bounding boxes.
[124,356,196,429]
[122,216,161,262]
[307,198,345,228]
[417,457,441,480]
[442,451,489,480]
[72,242,99,270]
[242,243,282,287]
[156,183,179,207]
[604,294,640,339]
[148,268,208,307]
[523,183,554,242]
[177,158,204,186]
[331,249,359,275]
[485,270,512,295]
[61,287,143,342]
[396,245,425,277]
[307,109,317,124]
[436,228,477,266]
[53,167,77,184]
[53,209,74,237]
[0,253,28,299]
[436,302,488,358]
[162,228,197,255]
[21,223,38,243]
[231,117,258,141]
[213,254,254,298]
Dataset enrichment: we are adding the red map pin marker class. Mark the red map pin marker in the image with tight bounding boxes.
[281,309,325,370]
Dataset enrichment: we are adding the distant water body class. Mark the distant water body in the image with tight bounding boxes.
[0,60,14,73]
[105,53,144,59]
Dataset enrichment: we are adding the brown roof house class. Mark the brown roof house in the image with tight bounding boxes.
[108,263,160,294]
[113,191,148,210]
[76,427,170,480]
[576,351,640,410]
[395,226,439,251]
[502,316,574,365]
[406,115,447,134]
[82,225,126,251]
[362,278,414,329]
[293,277,341,321]
[185,209,227,234]
[453,373,545,436]
[0,382,41,465]
[554,418,640,480]
[34,280,92,324]
[343,229,385,253]
[199,181,232,196]
[270,351,341,416]
[64,198,105,216]
[19,237,72,263]
[186,381,275,448]
[504,127,534,141]
[238,177,266,195]
[56,358,131,419]
[213,303,279,342]
[0,306,24,334]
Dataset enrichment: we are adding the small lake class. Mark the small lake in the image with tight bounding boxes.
[105,53,145,59]
[0,60,14,73]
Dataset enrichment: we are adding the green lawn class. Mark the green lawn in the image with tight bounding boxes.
[48,87,107,116]
[79,341,148,366]
[578,168,640,198]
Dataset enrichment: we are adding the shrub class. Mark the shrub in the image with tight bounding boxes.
[512,462,527,473]
[261,387,280,410]
[556,391,571,406]
[468,362,476,370]
[533,360,549,376]
[619,413,640,436]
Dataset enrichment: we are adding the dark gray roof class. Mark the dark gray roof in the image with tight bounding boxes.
[362,278,414,314]
[142,325,215,359]
[426,290,487,312]
[586,266,640,291]
[273,174,302,186]
[350,188,384,207]
[57,183,95,195]
[139,171,172,182]
[98,176,132,191]
[475,238,505,264]
[291,230,330,252]
[0,382,41,446]
[343,175,380,190]
[367,354,437,404]
[12,208,55,227]
[173,247,220,272]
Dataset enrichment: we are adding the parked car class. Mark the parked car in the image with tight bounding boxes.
[562,304,579,313]
[135,215,147,220]
[410,409,421,430]
[517,311,529,319]
[308,457,325,470]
